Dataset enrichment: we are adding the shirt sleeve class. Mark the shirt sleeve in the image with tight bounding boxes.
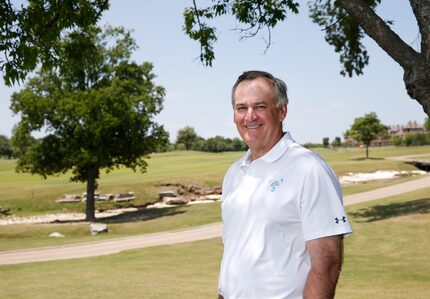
[299,157,352,241]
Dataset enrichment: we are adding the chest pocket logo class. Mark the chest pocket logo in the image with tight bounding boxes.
[268,178,285,192]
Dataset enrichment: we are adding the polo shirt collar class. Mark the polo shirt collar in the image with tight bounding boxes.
[240,132,294,167]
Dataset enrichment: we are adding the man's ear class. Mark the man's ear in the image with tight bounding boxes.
[280,104,287,121]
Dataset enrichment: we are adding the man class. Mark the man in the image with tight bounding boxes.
[218,71,352,299]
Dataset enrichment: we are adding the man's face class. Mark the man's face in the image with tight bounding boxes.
[233,77,287,159]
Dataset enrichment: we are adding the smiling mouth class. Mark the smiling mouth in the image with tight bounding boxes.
[245,124,262,129]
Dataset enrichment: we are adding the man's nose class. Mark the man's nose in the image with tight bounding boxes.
[245,107,257,121]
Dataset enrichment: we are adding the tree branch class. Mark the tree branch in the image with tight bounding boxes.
[409,0,430,61]
[339,0,422,69]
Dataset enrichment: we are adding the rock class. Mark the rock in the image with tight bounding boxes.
[202,189,215,195]
[0,207,10,214]
[162,196,189,205]
[98,193,114,201]
[213,186,222,194]
[158,190,177,200]
[90,223,108,235]
[114,192,135,202]
[177,186,187,195]
[187,183,203,194]
[198,194,222,201]
[56,194,81,203]
[49,232,65,238]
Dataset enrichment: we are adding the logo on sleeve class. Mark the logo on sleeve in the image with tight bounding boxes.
[268,178,285,192]
[335,216,347,224]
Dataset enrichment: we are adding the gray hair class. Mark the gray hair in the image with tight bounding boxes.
[231,70,289,108]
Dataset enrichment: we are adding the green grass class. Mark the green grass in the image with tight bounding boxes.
[2,146,429,217]
[1,188,429,298]
[337,187,430,298]
[0,202,222,251]
[0,238,223,299]
[1,146,429,251]
[0,151,242,216]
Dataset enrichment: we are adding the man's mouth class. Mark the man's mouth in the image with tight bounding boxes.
[245,124,262,129]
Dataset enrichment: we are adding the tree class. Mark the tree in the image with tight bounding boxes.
[0,0,109,86]
[322,137,330,148]
[176,126,199,150]
[231,137,247,151]
[425,117,430,131]
[183,0,430,116]
[332,136,342,148]
[191,136,208,151]
[10,26,168,221]
[0,135,14,158]
[205,135,228,152]
[345,112,388,158]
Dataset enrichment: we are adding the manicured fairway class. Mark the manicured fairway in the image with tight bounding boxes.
[1,187,429,298]
[1,146,429,217]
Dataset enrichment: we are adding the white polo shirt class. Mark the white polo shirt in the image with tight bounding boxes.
[218,132,352,299]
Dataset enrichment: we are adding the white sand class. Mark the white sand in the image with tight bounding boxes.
[339,170,426,184]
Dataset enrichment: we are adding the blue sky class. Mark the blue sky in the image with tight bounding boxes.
[0,0,427,144]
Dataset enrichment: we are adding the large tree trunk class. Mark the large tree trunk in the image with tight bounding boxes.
[85,167,98,221]
[339,0,430,116]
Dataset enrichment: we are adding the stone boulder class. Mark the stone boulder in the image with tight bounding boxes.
[162,196,189,205]
[56,194,81,203]
[98,193,114,201]
[0,207,10,214]
[49,232,65,238]
[90,223,108,235]
[158,190,177,200]
[114,192,135,202]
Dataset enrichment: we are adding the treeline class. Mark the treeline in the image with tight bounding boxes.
[392,134,430,146]
[0,135,15,159]
[172,126,247,152]
[310,133,430,148]
[0,126,247,159]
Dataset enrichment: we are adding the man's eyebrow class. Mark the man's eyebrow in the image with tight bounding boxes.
[235,100,269,108]
[235,102,247,107]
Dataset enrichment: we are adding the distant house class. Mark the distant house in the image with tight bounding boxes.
[389,121,427,137]
[344,120,427,147]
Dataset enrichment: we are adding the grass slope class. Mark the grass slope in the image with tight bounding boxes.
[0,188,429,298]
[2,146,429,217]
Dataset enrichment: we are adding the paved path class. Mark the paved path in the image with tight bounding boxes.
[343,174,430,206]
[0,223,222,265]
[1,174,429,265]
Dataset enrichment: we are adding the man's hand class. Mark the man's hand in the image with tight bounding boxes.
[304,235,343,299]
[218,295,224,299]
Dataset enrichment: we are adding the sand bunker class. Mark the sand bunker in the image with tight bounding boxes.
[339,170,426,184]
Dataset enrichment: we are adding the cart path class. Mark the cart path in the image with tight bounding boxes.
[1,174,429,265]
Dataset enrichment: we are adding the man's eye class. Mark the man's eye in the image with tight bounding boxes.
[236,107,246,111]
[256,105,266,110]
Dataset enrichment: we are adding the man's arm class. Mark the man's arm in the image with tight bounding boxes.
[304,235,344,299]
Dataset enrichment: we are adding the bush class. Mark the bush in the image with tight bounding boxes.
[393,133,430,146]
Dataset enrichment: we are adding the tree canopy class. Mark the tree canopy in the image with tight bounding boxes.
[10,26,168,221]
[176,126,198,150]
[183,0,430,116]
[0,134,14,158]
[345,112,388,158]
[0,0,109,85]
[174,126,247,152]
